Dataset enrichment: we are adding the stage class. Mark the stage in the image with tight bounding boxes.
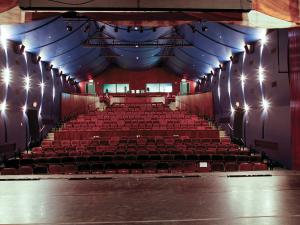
[0,170,300,224]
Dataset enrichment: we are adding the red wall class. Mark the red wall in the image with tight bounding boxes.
[93,67,182,95]
[175,92,214,118]
[289,27,300,170]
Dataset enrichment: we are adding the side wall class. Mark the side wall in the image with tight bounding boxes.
[0,47,74,154]
[203,29,291,168]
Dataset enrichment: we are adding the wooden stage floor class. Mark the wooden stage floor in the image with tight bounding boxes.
[0,170,300,225]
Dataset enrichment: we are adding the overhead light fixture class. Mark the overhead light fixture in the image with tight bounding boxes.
[202,26,208,32]
[66,25,73,32]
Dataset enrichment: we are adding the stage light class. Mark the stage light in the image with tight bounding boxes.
[135,44,139,48]
[261,98,270,111]
[190,25,196,33]
[235,102,240,107]
[66,25,73,32]
[244,103,250,113]
[258,66,265,84]
[2,67,11,86]
[136,56,139,60]
[230,105,235,114]
[240,73,246,86]
[33,101,38,108]
[83,24,90,33]
[202,26,208,32]
[134,26,138,31]
[0,101,7,112]
[22,104,27,113]
[114,26,118,32]
[40,82,45,95]
[99,25,105,32]
[24,75,31,91]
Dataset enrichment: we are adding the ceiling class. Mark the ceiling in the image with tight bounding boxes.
[0,13,266,81]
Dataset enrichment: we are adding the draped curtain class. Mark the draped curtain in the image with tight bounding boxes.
[253,0,300,23]
[289,27,300,170]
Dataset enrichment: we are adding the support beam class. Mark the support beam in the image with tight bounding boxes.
[20,0,252,12]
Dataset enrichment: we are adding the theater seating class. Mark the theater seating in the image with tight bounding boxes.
[1,103,268,175]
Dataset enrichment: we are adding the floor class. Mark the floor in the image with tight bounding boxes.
[1,171,300,225]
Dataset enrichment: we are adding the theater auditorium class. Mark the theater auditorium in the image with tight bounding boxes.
[0,0,300,224]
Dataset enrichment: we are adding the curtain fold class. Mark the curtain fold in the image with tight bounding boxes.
[253,0,300,23]
[289,27,300,169]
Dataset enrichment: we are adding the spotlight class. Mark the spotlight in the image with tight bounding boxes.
[230,105,235,114]
[99,25,105,32]
[244,103,250,113]
[114,26,118,32]
[258,66,265,84]
[261,98,270,111]
[139,26,143,33]
[127,26,131,32]
[15,44,25,54]
[135,44,139,48]
[83,24,90,33]
[134,26,138,31]
[260,35,268,45]
[240,73,246,84]
[202,26,208,32]
[244,42,255,54]
[190,25,196,33]
[0,101,7,112]
[2,67,11,86]
[136,56,139,60]
[22,105,27,113]
[152,27,157,32]
[66,25,73,32]
[24,75,31,91]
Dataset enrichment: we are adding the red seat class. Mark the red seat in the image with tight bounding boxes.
[239,163,253,171]
[253,163,268,171]
[18,166,33,175]
[1,168,17,175]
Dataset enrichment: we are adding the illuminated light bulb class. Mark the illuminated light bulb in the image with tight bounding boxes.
[134,26,138,30]
[24,75,31,91]
[261,98,270,111]
[22,104,27,113]
[230,105,235,114]
[244,103,250,113]
[0,101,7,112]
[258,66,265,84]
[40,82,45,95]
[240,73,246,84]
[2,67,11,85]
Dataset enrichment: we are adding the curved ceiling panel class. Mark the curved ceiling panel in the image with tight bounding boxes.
[0,13,266,81]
